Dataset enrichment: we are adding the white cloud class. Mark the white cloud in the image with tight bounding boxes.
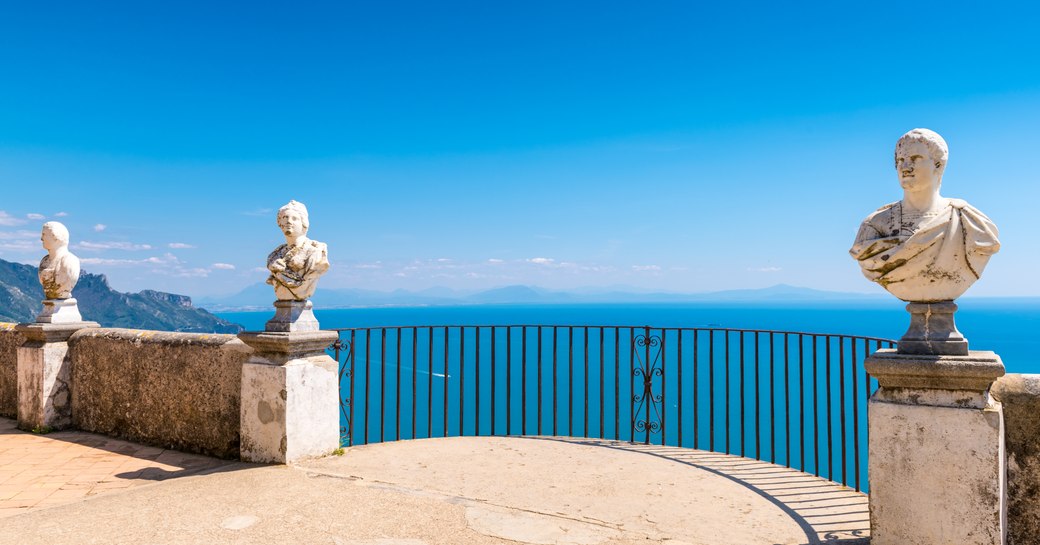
[0,211,26,226]
[26,213,45,221]
[168,242,195,249]
[242,208,273,217]
[78,241,153,251]
[54,212,68,217]
[748,266,783,273]
[80,252,211,278]
[211,263,236,270]
[487,258,504,264]
[528,257,554,265]
[93,224,107,232]
[0,230,40,252]
[632,265,662,272]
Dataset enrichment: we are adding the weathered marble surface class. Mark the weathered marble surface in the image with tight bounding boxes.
[266,200,330,302]
[14,323,94,430]
[37,222,81,300]
[238,330,340,463]
[850,129,999,302]
[868,397,1005,545]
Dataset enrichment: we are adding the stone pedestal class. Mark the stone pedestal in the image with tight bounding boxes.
[265,300,319,332]
[36,298,84,324]
[898,301,969,356]
[15,321,98,431]
[237,330,339,463]
[866,349,1006,545]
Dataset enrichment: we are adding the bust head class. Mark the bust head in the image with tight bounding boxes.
[41,222,70,252]
[277,200,309,240]
[895,129,948,194]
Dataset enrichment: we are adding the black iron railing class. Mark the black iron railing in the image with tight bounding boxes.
[329,325,895,492]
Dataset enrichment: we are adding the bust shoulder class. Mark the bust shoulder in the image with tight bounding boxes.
[862,201,899,230]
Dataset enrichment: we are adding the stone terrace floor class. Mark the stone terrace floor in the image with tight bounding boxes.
[0,416,870,545]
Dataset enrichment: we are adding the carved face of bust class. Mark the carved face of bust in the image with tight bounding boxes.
[278,209,307,239]
[896,140,941,194]
[40,222,69,252]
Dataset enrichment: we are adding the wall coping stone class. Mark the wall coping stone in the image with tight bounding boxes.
[71,328,250,351]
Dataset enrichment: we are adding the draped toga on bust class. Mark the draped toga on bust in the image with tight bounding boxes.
[849,198,1000,302]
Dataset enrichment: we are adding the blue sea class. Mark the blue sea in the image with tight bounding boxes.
[219,300,1040,492]
[219,300,1040,372]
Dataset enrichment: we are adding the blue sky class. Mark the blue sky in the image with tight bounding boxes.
[1,2,1038,297]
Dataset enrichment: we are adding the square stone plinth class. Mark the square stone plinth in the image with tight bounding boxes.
[866,350,1006,545]
[15,321,98,431]
[868,398,1005,545]
[238,330,339,463]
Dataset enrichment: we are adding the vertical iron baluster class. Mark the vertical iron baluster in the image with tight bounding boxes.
[537,327,543,436]
[693,330,699,450]
[599,326,605,440]
[677,330,683,447]
[491,327,496,436]
[799,334,805,471]
[839,336,847,487]
[784,333,790,468]
[853,336,862,491]
[412,328,417,439]
[584,327,589,438]
[553,326,558,436]
[350,330,356,447]
[740,331,746,457]
[365,329,371,445]
[709,330,715,452]
[428,326,433,438]
[813,335,819,477]
[569,326,574,436]
[443,327,448,438]
[506,327,512,436]
[755,331,760,461]
[630,328,636,442]
[607,326,615,440]
[726,330,731,455]
[522,327,527,436]
[825,335,833,481]
[769,332,774,463]
[460,327,465,436]
[644,326,651,445]
[381,328,386,443]
[864,339,871,445]
[396,327,401,442]
[475,327,481,436]
[660,329,666,447]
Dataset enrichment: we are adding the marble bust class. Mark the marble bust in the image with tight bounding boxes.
[849,129,1000,303]
[266,200,330,301]
[38,222,81,300]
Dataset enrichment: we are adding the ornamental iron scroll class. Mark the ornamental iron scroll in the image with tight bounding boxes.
[330,335,354,447]
[632,328,664,445]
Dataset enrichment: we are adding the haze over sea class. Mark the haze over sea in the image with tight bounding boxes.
[219,298,1040,373]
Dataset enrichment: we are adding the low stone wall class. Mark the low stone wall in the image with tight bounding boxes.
[0,323,19,418]
[992,374,1040,545]
[68,328,250,459]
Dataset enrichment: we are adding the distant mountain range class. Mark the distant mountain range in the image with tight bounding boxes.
[196,283,884,312]
[0,258,242,333]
